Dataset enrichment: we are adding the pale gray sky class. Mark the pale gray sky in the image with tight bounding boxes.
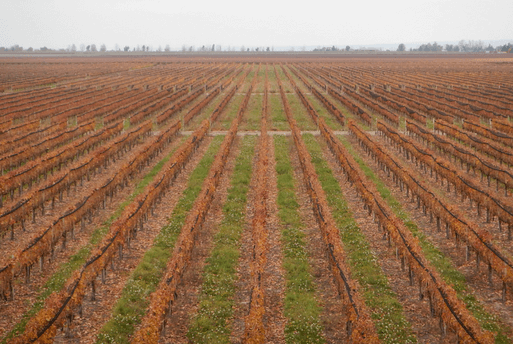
[1,0,512,50]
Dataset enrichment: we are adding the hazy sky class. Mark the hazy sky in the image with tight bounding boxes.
[1,0,512,50]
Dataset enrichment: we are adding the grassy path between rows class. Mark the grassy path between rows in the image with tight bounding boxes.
[338,134,511,344]
[1,135,187,344]
[95,136,224,344]
[302,134,417,344]
[186,136,256,343]
[274,136,325,344]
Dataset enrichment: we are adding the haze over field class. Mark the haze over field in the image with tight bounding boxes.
[1,0,513,50]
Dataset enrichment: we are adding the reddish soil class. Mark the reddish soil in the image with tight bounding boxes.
[260,136,287,344]
[231,136,266,343]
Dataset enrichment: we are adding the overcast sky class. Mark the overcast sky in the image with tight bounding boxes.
[1,0,512,50]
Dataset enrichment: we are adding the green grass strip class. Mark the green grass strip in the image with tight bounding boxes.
[281,66,343,132]
[240,94,262,131]
[96,135,224,344]
[186,135,256,343]
[184,90,226,130]
[305,93,344,131]
[284,94,317,131]
[1,135,187,344]
[338,135,512,344]
[269,94,289,131]
[274,136,325,344]
[254,67,266,93]
[302,133,417,344]
[267,66,279,94]
[213,94,244,130]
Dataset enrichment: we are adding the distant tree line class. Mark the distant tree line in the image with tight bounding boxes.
[313,46,351,52]
[0,43,268,53]
[1,41,512,53]
[397,40,512,53]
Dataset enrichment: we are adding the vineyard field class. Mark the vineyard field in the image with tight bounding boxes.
[1,54,513,344]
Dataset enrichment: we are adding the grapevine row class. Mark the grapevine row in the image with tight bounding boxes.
[243,68,269,344]
[434,119,513,167]
[462,120,513,149]
[406,119,513,195]
[288,62,494,342]
[0,120,182,302]
[8,118,210,343]
[0,121,152,238]
[0,120,96,175]
[7,68,245,343]
[286,65,345,125]
[0,122,123,206]
[131,69,254,343]
[362,121,513,291]
[379,120,513,233]
[325,118,493,343]
[276,66,379,343]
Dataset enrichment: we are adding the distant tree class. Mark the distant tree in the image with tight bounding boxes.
[240,45,245,52]
[142,45,145,52]
[71,44,77,52]
[80,44,85,52]
[346,45,350,51]
[266,47,270,52]
[157,45,162,52]
[212,44,215,51]
[397,43,406,51]
[445,44,453,52]
[188,46,193,52]
[458,40,467,52]
[165,44,170,52]
[86,45,90,52]
[124,46,130,52]
[27,47,33,52]
[90,44,97,52]
[100,44,106,52]
[500,43,512,52]
[146,46,149,52]
[41,46,48,51]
